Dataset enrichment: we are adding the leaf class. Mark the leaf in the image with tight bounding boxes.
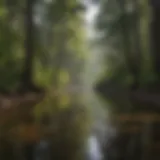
[58,94,71,109]
[58,70,70,86]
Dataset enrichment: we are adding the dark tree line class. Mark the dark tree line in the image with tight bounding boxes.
[96,0,160,93]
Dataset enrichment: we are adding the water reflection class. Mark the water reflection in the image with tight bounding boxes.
[0,89,111,160]
[35,139,51,160]
[85,134,103,160]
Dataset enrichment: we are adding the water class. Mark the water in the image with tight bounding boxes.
[85,135,103,160]
[1,87,159,160]
[35,140,51,160]
[32,90,109,160]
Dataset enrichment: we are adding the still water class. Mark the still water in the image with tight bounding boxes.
[0,88,110,160]
[32,89,109,160]
[0,89,159,160]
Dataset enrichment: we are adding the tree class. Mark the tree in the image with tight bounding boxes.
[0,0,86,93]
[95,0,156,91]
[20,0,38,92]
[150,0,160,79]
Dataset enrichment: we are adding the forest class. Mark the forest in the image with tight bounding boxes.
[1,0,160,160]
[0,0,89,160]
[95,1,160,159]
[96,0,160,110]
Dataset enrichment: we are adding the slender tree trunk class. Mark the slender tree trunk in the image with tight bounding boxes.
[133,0,142,66]
[131,0,142,88]
[119,0,140,89]
[150,0,160,79]
[118,0,142,89]
[22,0,35,90]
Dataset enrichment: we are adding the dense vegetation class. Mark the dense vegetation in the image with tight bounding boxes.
[0,1,91,160]
[95,0,160,93]
[94,2,160,160]
[0,0,86,93]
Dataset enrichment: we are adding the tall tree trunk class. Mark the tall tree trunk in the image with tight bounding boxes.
[131,0,142,88]
[21,0,35,90]
[150,0,160,79]
[118,0,140,89]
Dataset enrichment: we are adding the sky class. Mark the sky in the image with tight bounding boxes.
[85,1,99,24]
[84,1,99,38]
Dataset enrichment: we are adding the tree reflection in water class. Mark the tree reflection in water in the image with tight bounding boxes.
[34,139,51,160]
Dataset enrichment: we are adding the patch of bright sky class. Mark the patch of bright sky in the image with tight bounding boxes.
[84,1,99,38]
[85,4,99,25]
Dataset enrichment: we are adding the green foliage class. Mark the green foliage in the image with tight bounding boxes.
[0,0,86,92]
[0,3,23,91]
[0,1,89,159]
[96,0,156,89]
